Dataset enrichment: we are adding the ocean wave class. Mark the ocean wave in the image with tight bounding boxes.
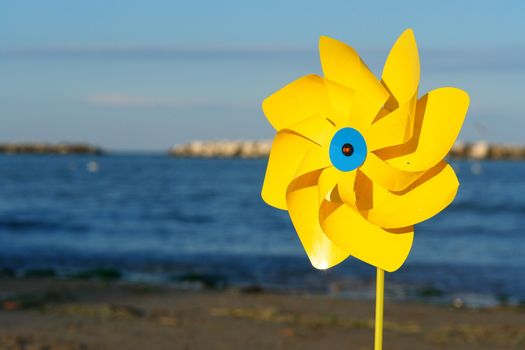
[0,217,89,233]
[449,200,525,215]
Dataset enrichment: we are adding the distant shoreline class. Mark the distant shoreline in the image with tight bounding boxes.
[169,140,525,160]
[2,141,524,160]
[0,143,103,155]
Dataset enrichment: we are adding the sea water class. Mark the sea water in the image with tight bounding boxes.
[0,155,523,305]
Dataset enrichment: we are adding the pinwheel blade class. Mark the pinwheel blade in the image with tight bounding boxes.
[319,200,413,272]
[261,131,316,210]
[262,74,330,131]
[359,161,459,228]
[377,87,470,171]
[359,153,424,192]
[323,80,357,128]
[382,29,420,108]
[286,172,351,269]
[317,166,342,204]
[366,102,414,151]
[335,171,358,208]
[283,115,335,147]
[319,36,389,126]
[294,145,333,180]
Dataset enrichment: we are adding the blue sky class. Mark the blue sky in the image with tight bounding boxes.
[0,0,523,151]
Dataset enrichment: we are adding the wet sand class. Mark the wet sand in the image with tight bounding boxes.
[0,278,524,350]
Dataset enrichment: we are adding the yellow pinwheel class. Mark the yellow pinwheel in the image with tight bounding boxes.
[261,29,469,272]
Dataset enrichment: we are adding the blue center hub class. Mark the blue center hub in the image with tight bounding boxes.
[329,127,367,172]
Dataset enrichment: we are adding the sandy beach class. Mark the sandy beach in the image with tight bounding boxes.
[0,277,523,350]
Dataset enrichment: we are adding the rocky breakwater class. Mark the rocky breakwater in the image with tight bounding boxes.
[170,140,525,160]
[449,142,525,160]
[169,140,272,158]
[0,143,104,155]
